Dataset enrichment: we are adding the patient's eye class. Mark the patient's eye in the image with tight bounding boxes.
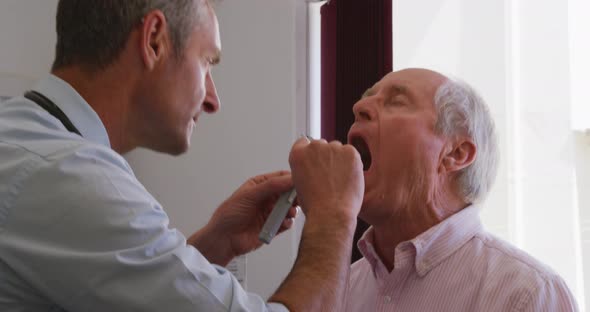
[385,92,411,108]
[386,98,405,107]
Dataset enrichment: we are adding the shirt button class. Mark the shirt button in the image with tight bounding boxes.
[384,296,392,303]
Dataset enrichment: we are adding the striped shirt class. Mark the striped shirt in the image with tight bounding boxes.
[346,205,578,311]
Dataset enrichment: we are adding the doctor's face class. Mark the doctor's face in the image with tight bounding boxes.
[139,4,221,155]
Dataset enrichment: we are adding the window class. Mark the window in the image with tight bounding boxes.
[570,0,590,131]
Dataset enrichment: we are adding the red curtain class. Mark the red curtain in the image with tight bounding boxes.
[321,0,392,263]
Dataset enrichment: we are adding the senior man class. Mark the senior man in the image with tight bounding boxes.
[345,68,578,311]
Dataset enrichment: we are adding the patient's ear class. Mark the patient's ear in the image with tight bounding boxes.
[440,139,476,174]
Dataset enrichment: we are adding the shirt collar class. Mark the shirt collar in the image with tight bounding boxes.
[31,74,111,148]
[357,205,483,277]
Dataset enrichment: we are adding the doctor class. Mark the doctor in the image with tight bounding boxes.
[0,0,364,311]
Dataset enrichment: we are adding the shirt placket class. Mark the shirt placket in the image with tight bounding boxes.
[376,266,412,311]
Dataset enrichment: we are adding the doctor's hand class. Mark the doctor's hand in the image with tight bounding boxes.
[267,138,363,311]
[188,171,297,266]
[289,137,364,221]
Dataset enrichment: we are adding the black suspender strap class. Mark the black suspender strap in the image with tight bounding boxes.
[24,90,82,136]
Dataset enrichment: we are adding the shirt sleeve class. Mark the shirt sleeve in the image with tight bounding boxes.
[520,273,579,312]
[0,144,288,312]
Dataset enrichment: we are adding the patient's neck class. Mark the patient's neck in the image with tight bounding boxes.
[371,191,466,272]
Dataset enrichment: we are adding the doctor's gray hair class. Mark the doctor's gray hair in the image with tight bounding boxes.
[52,0,212,71]
[434,78,499,204]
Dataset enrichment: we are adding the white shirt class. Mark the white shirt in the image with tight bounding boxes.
[0,75,288,312]
[346,205,578,311]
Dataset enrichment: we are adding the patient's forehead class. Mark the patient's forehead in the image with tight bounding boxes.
[359,68,447,113]
[376,68,447,99]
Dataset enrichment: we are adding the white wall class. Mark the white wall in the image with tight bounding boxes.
[125,0,307,299]
[393,0,511,240]
[0,0,57,96]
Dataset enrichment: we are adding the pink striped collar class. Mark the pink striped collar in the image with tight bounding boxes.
[357,205,483,278]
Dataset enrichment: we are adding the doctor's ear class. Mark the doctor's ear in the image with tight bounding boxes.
[440,139,476,173]
[139,10,170,70]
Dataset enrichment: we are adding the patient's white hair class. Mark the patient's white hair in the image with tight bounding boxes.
[434,78,499,203]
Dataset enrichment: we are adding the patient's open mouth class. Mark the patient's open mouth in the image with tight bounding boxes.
[350,136,372,171]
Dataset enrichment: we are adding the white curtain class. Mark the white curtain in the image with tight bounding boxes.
[575,131,590,311]
[393,0,588,309]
